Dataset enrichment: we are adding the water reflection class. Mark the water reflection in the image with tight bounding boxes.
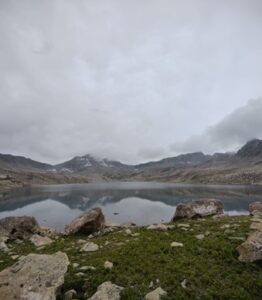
[0,182,261,230]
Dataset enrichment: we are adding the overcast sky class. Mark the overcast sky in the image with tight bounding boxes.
[0,0,262,164]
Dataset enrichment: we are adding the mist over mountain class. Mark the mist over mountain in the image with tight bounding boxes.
[1,139,262,179]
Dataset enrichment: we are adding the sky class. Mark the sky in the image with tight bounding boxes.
[0,0,262,165]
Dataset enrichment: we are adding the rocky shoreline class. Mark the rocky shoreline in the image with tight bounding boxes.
[0,200,261,299]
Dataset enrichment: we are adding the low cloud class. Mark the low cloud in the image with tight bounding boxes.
[170,98,262,154]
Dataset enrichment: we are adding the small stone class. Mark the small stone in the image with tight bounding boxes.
[105,241,110,246]
[64,289,77,300]
[75,272,85,277]
[220,224,230,229]
[80,266,96,271]
[147,224,168,231]
[87,281,123,300]
[125,229,132,235]
[145,287,167,300]
[104,261,113,269]
[171,242,184,247]
[228,237,246,241]
[72,263,79,268]
[77,239,86,244]
[177,223,190,228]
[195,234,205,240]
[149,281,154,288]
[81,242,99,252]
[30,234,53,247]
[131,233,140,237]
[11,255,19,260]
[181,279,188,289]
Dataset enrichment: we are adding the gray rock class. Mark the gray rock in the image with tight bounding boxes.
[0,241,8,252]
[147,224,169,231]
[38,225,60,239]
[250,222,262,231]
[181,279,188,289]
[79,265,96,271]
[30,234,53,247]
[81,242,99,252]
[104,261,113,269]
[65,208,105,235]
[195,234,205,240]
[249,202,262,216]
[171,241,184,247]
[145,287,167,300]
[0,216,40,240]
[237,231,262,262]
[87,281,123,300]
[65,289,77,300]
[0,251,69,300]
[172,199,224,220]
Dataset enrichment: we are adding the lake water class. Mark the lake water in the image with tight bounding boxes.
[0,182,261,231]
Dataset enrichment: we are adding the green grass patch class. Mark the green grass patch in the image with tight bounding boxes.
[0,216,261,299]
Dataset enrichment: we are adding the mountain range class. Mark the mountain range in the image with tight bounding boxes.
[1,139,262,189]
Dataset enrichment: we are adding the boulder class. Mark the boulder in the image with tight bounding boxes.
[145,287,167,300]
[30,234,53,247]
[237,231,262,262]
[0,251,69,300]
[65,208,105,235]
[87,281,123,300]
[172,199,224,220]
[0,216,40,240]
[249,202,262,216]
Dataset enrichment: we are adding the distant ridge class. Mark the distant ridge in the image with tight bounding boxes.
[0,153,52,171]
[1,138,262,174]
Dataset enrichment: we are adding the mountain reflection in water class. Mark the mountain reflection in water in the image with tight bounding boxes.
[0,182,261,231]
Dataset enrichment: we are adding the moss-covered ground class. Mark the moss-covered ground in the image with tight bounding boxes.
[0,215,261,299]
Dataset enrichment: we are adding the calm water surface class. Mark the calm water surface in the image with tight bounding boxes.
[0,182,261,231]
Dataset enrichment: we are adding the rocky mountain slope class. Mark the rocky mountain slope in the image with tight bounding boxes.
[1,139,262,190]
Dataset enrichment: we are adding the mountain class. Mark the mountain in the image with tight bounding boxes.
[136,152,211,170]
[55,154,132,174]
[0,154,52,172]
[236,139,262,158]
[1,139,262,187]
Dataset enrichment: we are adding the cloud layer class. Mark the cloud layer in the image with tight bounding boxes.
[0,1,262,163]
[170,98,262,154]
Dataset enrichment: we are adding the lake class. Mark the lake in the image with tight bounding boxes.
[0,182,261,231]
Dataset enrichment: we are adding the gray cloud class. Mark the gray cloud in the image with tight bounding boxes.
[170,98,262,154]
[0,0,262,164]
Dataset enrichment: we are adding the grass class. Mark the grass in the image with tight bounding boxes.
[0,215,261,299]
